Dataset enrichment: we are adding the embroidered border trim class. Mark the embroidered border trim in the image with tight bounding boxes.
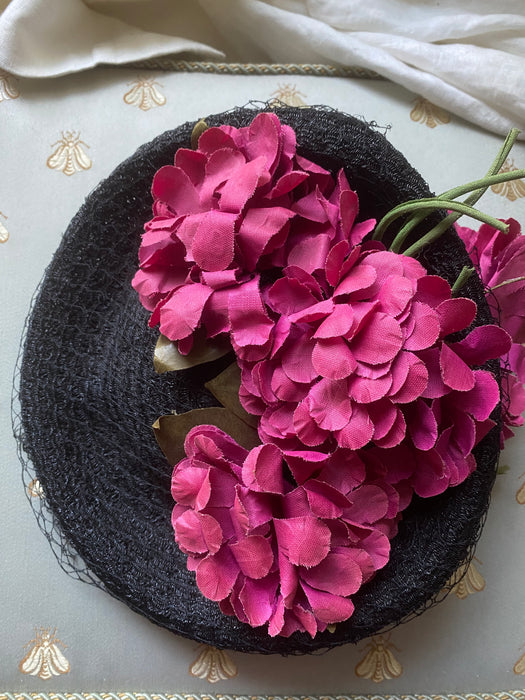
[123,60,382,79]
[2,692,525,700]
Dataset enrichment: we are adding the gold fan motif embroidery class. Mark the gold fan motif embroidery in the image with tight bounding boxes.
[514,647,525,675]
[123,77,166,111]
[354,634,403,682]
[189,644,238,683]
[449,557,486,599]
[47,131,92,176]
[491,158,525,201]
[517,471,525,504]
[270,83,307,107]
[0,71,20,101]
[19,627,70,680]
[410,97,450,128]
[0,211,9,243]
[27,478,44,498]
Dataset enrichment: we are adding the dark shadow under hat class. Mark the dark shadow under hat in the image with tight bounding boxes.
[17,106,501,654]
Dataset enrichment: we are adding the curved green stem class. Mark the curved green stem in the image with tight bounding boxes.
[489,275,525,291]
[451,266,475,296]
[482,128,521,183]
[437,169,525,203]
[373,196,439,245]
[403,210,508,257]
[383,199,508,253]
[386,170,524,252]
[372,128,521,250]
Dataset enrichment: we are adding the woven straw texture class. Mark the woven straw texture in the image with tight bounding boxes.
[18,106,501,654]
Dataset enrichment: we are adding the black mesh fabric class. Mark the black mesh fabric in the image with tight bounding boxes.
[18,106,501,654]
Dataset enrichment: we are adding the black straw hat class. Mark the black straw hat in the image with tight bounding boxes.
[17,106,501,654]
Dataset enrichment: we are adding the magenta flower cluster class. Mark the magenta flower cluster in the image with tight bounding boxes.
[134,114,518,637]
[238,245,508,498]
[172,426,402,636]
[457,219,525,441]
[133,112,373,354]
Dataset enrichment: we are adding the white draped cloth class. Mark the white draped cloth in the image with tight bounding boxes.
[1,0,524,137]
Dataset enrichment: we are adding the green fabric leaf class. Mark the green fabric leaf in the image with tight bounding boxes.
[153,408,260,465]
[205,362,259,428]
[153,333,231,373]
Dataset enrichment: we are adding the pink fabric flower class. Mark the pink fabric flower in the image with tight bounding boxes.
[154,114,515,637]
[132,113,373,354]
[457,219,525,342]
[236,245,508,465]
[172,425,402,638]
[457,219,525,439]
[164,190,510,635]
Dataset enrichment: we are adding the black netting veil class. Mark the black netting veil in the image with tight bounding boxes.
[16,106,501,654]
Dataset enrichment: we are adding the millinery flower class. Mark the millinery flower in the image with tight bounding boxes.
[457,219,525,343]
[132,113,373,354]
[172,425,403,637]
[501,367,525,441]
[457,219,525,439]
[236,245,509,473]
[135,112,524,642]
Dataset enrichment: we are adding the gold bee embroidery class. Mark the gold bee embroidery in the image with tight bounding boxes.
[410,97,450,128]
[123,77,166,111]
[514,646,525,675]
[0,211,9,243]
[492,158,525,201]
[189,644,238,683]
[449,557,486,599]
[270,83,307,107]
[355,634,403,683]
[27,478,44,498]
[517,471,525,504]
[19,627,70,680]
[47,131,92,176]
[0,70,20,101]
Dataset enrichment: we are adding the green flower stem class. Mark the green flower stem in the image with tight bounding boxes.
[437,168,525,204]
[451,266,475,296]
[485,128,521,181]
[401,216,454,257]
[403,209,509,258]
[382,169,525,253]
[372,128,521,249]
[387,169,525,253]
[489,275,525,291]
[381,199,508,254]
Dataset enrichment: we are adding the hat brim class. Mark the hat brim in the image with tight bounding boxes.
[18,107,501,654]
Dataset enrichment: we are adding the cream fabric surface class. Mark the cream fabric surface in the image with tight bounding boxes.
[0,0,223,77]
[199,0,525,137]
[0,0,525,137]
